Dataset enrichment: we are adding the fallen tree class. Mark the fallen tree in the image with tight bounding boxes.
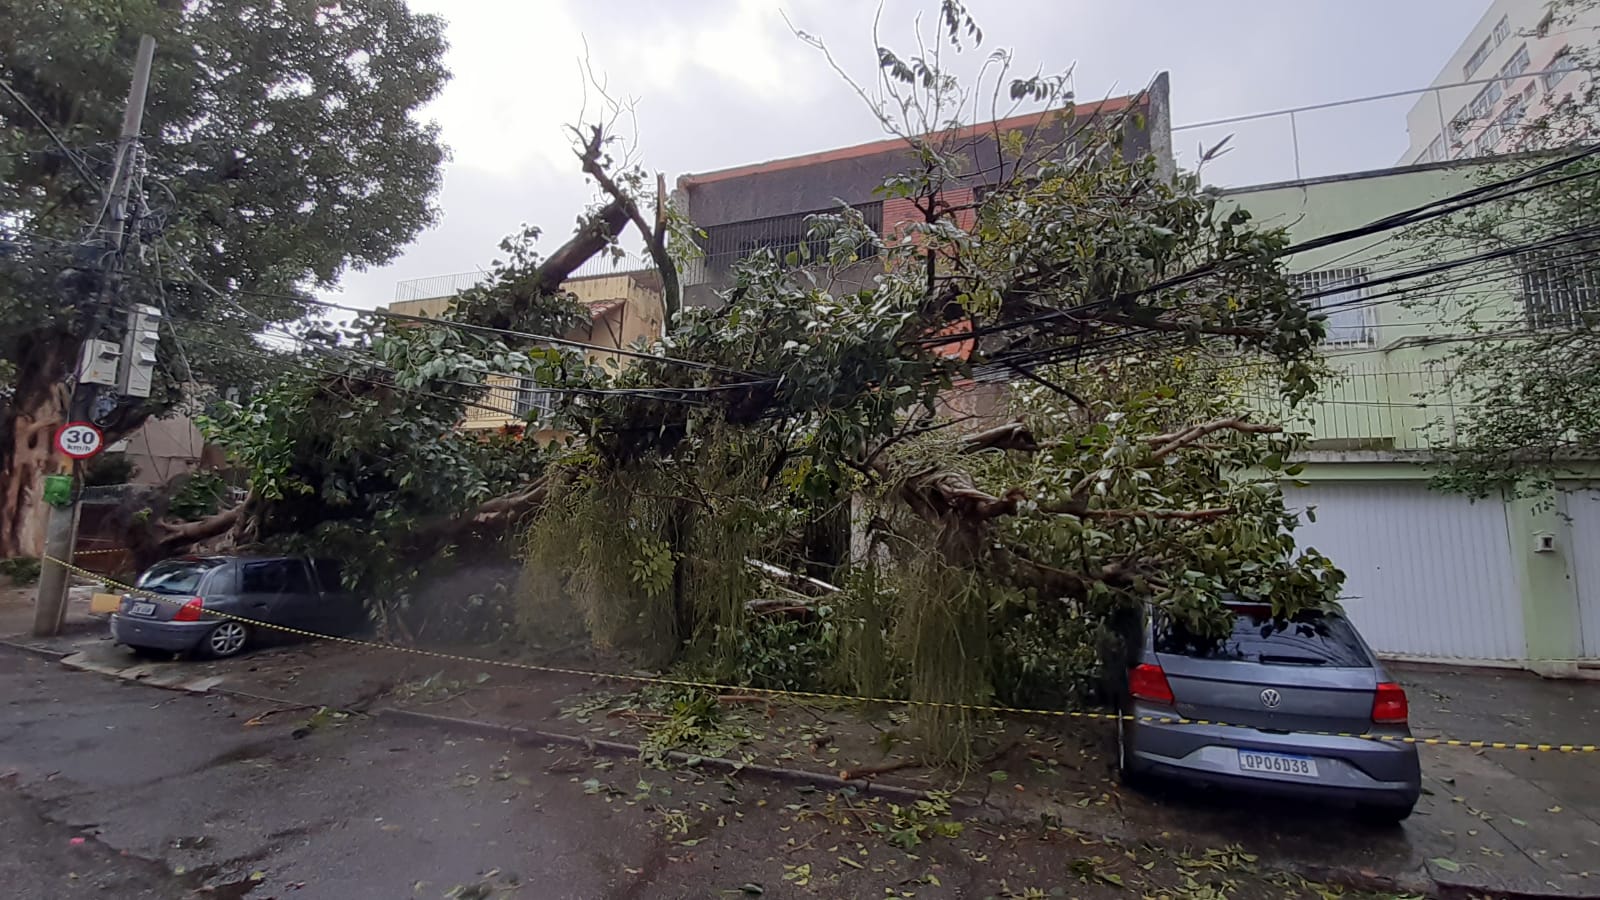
[188,5,1345,754]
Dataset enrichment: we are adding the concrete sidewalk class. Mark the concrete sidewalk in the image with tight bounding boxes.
[9,621,1600,897]
[1400,664,1600,896]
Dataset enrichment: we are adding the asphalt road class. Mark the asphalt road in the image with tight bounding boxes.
[0,647,1415,899]
[0,648,664,898]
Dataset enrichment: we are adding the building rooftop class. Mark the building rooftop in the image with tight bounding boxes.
[678,93,1146,188]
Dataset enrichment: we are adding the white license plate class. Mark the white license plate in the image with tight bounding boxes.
[129,601,157,616]
[1238,750,1318,778]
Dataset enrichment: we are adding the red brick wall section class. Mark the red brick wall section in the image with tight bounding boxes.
[881,187,977,240]
[882,197,919,238]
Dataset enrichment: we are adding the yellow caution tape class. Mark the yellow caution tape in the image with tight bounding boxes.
[43,555,1600,754]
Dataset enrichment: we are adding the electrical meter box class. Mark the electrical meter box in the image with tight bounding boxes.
[77,339,121,387]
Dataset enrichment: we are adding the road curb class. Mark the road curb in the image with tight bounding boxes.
[373,708,1452,897]
[373,707,940,806]
[0,637,75,660]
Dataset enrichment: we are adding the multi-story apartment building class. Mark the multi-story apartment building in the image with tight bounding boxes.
[675,75,1171,306]
[673,78,1171,426]
[1402,0,1596,164]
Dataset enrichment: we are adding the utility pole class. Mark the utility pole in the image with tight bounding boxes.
[33,35,157,637]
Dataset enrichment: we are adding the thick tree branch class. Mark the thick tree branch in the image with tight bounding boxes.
[960,421,1040,453]
[530,198,632,299]
[578,126,682,326]
[1148,417,1280,459]
[1086,506,1235,521]
[157,502,245,547]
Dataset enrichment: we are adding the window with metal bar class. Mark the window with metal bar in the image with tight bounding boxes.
[1290,267,1376,346]
[700,202,884,278]
[1520,249,1600,329]
[512,376,558,422]
[1543,48,1579,92]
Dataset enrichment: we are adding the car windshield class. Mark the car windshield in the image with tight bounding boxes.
[1155,606,1370,667]
[136,559,224,595]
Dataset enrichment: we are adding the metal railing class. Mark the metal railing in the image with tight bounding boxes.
[685,202,884,287]
[393,271,486,302]
[1173,65,1590,187]
[568,251,654,281]
[1243,364,1465,451]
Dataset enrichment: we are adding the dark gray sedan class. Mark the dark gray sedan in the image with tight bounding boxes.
[110,556,364,659]
[1116,601,1422,823]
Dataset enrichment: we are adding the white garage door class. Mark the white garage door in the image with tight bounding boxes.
[1285,481,1524,662]
[1560,489,1600,658]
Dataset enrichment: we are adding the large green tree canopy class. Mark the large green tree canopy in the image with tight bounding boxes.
[1,0,449,555]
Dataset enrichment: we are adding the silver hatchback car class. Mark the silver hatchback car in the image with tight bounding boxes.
[111,556,363,659]
[1116,601,1422,823]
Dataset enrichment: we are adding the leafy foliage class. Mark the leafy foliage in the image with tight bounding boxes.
[1,0,450,554]
[0,555,41,585]
[202,5,1345,757]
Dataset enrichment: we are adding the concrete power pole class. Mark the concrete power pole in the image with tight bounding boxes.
[33,35,158,637]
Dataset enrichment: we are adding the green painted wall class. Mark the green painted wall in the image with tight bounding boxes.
[1225,160,1520,451]
[1506,487,1584,665]
[1224,162,1592,667]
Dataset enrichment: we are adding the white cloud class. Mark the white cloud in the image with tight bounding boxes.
[325,0,1493,312]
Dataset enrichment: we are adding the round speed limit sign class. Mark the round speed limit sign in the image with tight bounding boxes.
[55,422,104,460]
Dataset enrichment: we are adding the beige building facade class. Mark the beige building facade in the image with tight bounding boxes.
[387,270,665,438]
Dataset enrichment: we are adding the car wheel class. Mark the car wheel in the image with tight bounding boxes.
[1355,803,1414,826]
[200,621,250,659]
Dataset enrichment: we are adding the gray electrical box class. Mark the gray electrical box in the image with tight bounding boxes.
[77,339,121,386]
[117,304,161,398]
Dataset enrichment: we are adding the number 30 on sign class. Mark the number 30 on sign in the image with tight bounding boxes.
[55,422,104,460]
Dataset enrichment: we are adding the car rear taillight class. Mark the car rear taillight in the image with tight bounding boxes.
[173,597,204,622]
[1129,663,1175,704]
[1372,681,1409,724]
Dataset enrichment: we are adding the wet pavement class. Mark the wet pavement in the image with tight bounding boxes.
[0,646,1420,899]
[5,601,1600,898]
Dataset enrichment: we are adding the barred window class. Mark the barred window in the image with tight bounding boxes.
[1464,35,1494,79]
[1521,250,1600,329]
[1290,267,1376,346]
[513,377,559,422]
[700,202,884,277]
[1492,15,1511,47]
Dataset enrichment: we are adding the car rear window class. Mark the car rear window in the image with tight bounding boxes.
[1155,606,1371,667]
[137,559,225,595]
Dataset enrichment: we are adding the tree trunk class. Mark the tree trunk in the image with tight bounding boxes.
[0,335,75,558]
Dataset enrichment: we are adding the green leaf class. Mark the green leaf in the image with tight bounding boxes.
[1430,857,1462,873]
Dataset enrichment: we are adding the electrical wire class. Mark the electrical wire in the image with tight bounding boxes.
[919,144,1600,352]
[0,77,106,197]
[212,279,760,379]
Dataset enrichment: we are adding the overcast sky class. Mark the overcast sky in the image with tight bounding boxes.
[325,0,1491,311]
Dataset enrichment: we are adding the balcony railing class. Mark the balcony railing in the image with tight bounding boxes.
[685,202,884,287]
[1241,363,1465,452]
[394,271,486,303]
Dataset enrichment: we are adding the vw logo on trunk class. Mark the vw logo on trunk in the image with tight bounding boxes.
[1260,688,1282,709]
